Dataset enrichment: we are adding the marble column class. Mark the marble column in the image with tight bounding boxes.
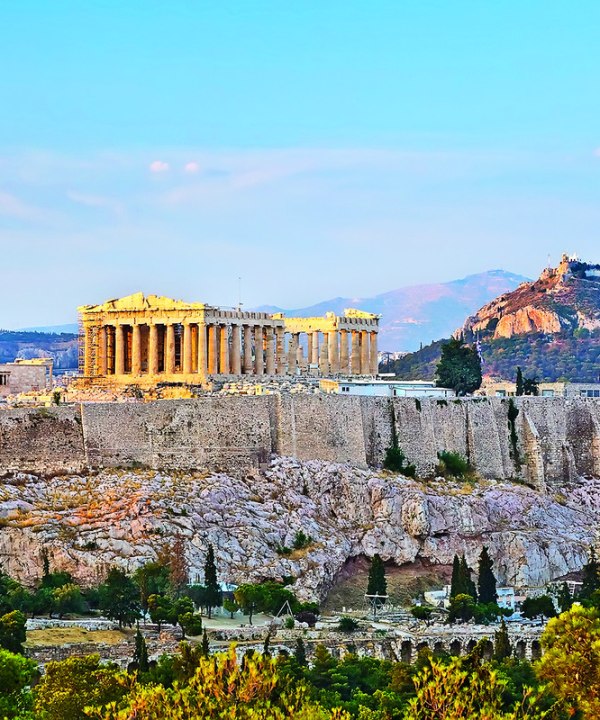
[243,325,253,374]
[311,332,319,367]
[148,324,159,375]
[197,324,208,377]
[319,332,330,374]
[208,324,218,374]
[219,324,230,374]
[97,325,108,376]
[351,330,360,375]
[183,323,193,374]
[296,335,305,372]
[231,325,242,375]
[166,324,176,374]
[114,324,125,375]
[328,331,339,374]
[276,328,286,375]
[288,333,299,375]
[254,326,264,375]
[339,329,349,374]
[83,326,93,376]
[369,331,379,375]
[265,327,275,375]
[360,330,370,374]
[131,324,142,375]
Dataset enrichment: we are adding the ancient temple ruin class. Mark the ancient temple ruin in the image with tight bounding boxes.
[78,293,379,384]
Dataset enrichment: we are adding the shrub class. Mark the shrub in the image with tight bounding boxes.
[436,451,470,479]
[383,446,416,477]
[338,616,359,632]
[292,531,312,550]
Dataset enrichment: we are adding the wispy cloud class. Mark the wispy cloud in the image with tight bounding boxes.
[66,190,125,216]
[0,190,50,222]
[149,160,170,173]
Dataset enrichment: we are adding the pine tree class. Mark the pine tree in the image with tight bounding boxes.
[133,625,149,673]
[516,367,524,396]
[204,544,221,619]
[581,547,600,600]
[367,555,387,597]
[294,637,307,667]
[477,546,498,604]
[450,555,462,598]
[493,618,512,660]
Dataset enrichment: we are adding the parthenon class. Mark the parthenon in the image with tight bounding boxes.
[78,293,379,384]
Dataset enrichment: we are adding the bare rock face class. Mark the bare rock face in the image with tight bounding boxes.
[460,254,600,340]
[0,459,597,601]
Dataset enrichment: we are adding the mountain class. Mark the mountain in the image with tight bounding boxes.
[0,330,78,369]
[460,254,600,341]
[391,255,600,383]
[18,323,78,334]
[258,270,528,352]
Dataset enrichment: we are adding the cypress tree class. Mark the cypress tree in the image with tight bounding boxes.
[516,367,524,396]
[201,629,210,657]
[557,582,573,612]
[450,555,462,598]
[460,555,477,601]
[367,554,387,597]
[133,625,149,673]
[477,546,498,604]
[204,544,221,619]
[581,547,600,600]
[493,618,512,660]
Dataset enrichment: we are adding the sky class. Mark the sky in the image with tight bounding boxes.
[1,1,600,328]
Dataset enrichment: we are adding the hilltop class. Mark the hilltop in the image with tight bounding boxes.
[391,255,600,382]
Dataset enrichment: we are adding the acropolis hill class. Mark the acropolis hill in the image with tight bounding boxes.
[77,292,379,385]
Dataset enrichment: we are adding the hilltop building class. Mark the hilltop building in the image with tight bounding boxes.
[77,293,379,385]
[0,358,53,398]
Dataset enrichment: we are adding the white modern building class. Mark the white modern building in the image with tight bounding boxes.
[320,379,455,398]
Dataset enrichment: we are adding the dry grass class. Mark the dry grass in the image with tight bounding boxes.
[25,627,131,647]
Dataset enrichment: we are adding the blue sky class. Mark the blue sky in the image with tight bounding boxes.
[1,1,600,327]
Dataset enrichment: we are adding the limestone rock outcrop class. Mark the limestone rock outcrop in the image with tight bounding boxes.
[0,458,597,601]
[460,254,600,340]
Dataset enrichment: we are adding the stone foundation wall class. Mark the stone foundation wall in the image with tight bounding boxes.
[0,396,599,485]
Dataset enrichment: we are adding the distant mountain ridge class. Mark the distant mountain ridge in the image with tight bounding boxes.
[258,270,528,352]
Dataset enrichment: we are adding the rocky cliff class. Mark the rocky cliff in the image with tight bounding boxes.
[460,254,600,340]
[0,458,597,600]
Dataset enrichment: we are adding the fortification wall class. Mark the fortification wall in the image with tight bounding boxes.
[0,396,598,486]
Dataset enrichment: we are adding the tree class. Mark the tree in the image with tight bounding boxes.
[447,593,476,623]
[52,583,84,618]
[338,616,359,632]
[520,595,556,620]
[493,618,512,660]
[33,654,129,720]
[460,555,477,601]
[410,605,433,623]
[523,377,539,396]
[436,338,482,396]
[132,626,149,673]
[538,604,600,719]
[477,546,497,604]
[367,554,387,597]
[0,648,37,719]
[223,596,239,619]
[134,562,171,613]
[516,367,524,396]
[580,547,600,600]
[148,594,173,631]
[156,536,189,593]
[201,629,210,657]
[0,611,26,654]
[98,568,141,628]
[294,637,307,667]
[557,582,573,612]
[233,584,264,625]
[450,555,462,599]
[203,544,221,619]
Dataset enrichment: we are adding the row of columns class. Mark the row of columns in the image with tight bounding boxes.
[84,322,378,378]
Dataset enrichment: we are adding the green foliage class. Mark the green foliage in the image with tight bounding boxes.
[450,554,477,601]
[366,554,387,597]
[223,596,239,619]
[52,583,84,618]
[410,605,433,622]
[98,568,141,628]
[538,604,600,719]
[493,618,512,661]
[383,446,416,477]
[132,627,149,673]
[0,610,26,654]
[133,562,171,613]
[516,367,524,396]
[338,616,359,632]
[557,583,573,613]
[233,581,299,625]
[477,546,498,605]
[580,546,600,600]
[203,544,222,619]
[292,530,313,550]
[447,593,476,623]
[436,338,482,396]
[0,648,36,719]
[520,595,556,620]
[33,654,129,720]
[435,450,470,479]
[294,638,307,667]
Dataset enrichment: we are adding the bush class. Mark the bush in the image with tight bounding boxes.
[383,446,416,477]
[410,605,433,622]
[295,611,317,627]
[338,616,359,632]
[292,531,312,550]
[436,451,470,479]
